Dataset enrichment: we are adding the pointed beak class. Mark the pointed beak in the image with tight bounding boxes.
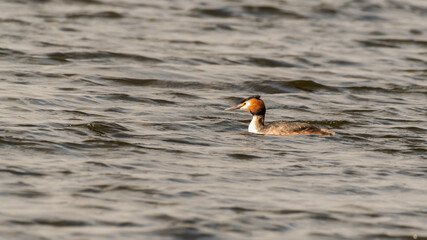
[225,103,244,111]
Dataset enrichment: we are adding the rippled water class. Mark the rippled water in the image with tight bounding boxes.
[1,0,426,239]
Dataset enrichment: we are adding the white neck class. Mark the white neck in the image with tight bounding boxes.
[248,115,264,133]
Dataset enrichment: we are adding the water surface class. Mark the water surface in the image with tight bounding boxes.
[0,0,426,239]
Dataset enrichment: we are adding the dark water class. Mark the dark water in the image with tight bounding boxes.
[1,0,426,239]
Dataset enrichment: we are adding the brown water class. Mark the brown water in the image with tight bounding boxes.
[0,0,426,239]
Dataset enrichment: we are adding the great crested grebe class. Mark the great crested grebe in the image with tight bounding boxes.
[225,95,334,136]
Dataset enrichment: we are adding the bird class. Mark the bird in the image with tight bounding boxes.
[225,95,334,136]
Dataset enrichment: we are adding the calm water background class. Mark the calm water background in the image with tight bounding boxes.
[0,0,426,239]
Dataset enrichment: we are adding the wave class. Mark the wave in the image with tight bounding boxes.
[47,51,162,63]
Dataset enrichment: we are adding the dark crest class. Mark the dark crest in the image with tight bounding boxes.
[240,95,261,103]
